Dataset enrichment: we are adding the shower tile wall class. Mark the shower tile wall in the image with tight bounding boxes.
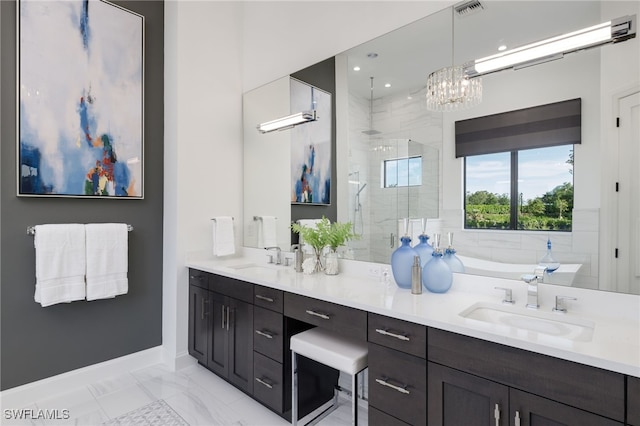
[349,87,442,264]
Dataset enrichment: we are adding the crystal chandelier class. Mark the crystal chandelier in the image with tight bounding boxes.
[426,65,482,111]
[426,5,482,112]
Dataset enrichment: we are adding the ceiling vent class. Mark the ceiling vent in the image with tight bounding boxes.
[454,0,484,16]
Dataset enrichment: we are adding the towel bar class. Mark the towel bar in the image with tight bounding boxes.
[253,216,277,221]
[27,224,134,235]
[211,217,234,222]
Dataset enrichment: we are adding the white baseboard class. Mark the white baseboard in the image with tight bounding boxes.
[0,346,163,410]
[162,348,197,372]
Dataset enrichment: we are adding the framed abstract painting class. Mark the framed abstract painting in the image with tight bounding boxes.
[290,78,332,205]
[17,0,144,198]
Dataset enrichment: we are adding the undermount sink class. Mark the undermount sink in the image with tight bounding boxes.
[459,302,595,342]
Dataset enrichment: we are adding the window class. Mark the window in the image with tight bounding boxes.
[384,156,422,188]
[464,145,574,230]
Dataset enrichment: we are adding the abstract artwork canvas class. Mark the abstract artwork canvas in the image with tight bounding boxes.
[290,79,332,205]
[18,0,144,198]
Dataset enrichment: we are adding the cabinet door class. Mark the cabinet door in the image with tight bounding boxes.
[629,376,640,426]
[188,285,209,364]
[207,292,228,378]
[228,297,254,394]
[428,362,509,426]
[509,389,622,426]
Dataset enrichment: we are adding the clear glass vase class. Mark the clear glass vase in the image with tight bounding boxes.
[539,238,560,274]
[324,250,339,275]
[422,251,453,293]
[391,236,418,289]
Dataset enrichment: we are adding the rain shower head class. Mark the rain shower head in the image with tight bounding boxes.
[363,76,381,135]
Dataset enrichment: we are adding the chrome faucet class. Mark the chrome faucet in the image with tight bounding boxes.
[265,246,282,265]
[522,266,547,309]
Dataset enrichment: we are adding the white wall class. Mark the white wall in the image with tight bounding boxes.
[164,1,244,368]
[164,0,455,366]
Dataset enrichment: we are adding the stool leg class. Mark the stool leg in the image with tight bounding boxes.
[352,371,358,425]
[292,351,298,426]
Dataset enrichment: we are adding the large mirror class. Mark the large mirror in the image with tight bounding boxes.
[243,1,639,294]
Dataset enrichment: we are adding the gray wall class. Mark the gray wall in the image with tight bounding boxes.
[290,58,337,243]
[1,0,164,390]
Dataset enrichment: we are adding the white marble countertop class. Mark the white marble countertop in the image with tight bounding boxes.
[187,248,640,377]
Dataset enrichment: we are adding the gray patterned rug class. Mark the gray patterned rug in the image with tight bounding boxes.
[103,399,189,425]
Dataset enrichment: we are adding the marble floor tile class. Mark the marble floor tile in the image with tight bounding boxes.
[226,395,289,426]
[95,383,154,419]
[164,388,243,426]
[88,373,138,399]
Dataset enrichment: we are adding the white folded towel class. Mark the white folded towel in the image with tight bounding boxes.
[34,224,87,307]
[85,223,128,301]
[212,217,235,256]
[258,216,278,248]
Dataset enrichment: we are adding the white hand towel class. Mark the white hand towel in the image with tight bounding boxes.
[85,223,128,301]
[34,224,86,307]
[212,217,235,256]
[258,216,278,248]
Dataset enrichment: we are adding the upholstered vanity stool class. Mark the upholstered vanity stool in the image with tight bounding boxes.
[291,327,368,425]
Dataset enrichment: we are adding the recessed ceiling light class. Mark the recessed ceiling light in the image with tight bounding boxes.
[407,95,413,100]
[498,44,507,51]
[353,66,361,71]
[385,83,391,88]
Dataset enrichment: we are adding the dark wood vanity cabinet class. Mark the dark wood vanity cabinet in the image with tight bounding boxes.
[629,375,640,426]
[187,270,254,395]
[427,328,625,425]
[368,313,427,426]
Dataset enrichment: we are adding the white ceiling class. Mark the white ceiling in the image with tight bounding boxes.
[343,1,604,100]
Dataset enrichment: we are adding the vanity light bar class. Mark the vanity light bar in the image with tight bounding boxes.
[257,110,317,134]
[464,14,636,78]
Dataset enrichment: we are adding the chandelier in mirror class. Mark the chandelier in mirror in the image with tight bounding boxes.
[426,66,482,112]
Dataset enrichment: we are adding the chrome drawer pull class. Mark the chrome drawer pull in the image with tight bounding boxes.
[375,377,410,395]
[190,275,203,281]
[255,294,274,303]
[305,310,330,320]
[375,328,410,341]
[255,377,273,389]
[255,330,274,339]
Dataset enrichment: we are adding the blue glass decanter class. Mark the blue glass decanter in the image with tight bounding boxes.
[391,219,418,289]
[442,232,465,273]
[538,238,560,274]
[413,219,433,268]
[422,234,453,293]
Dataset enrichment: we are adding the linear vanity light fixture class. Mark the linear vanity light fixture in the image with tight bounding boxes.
[464,14,636,77]
[257,110,317,134]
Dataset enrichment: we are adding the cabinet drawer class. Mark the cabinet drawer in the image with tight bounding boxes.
[284,293,366,340]
[368,313,426,359]
[253,352,284,413]
[629,375,640,426]
[209,274,253,304]
[254,285,283,313]
[368,406,410,426]
[254,306,283,361]
[188,268,209,289]
[428,327,625,422]
[368,343,426,426]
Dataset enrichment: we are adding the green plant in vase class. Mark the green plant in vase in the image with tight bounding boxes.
[291,217,357,274]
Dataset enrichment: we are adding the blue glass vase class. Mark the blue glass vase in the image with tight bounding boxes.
[422,251,452,293]
[443,248,465,273]
[413,234,433,268]
[391,236,418,289]
[539,238,560,274]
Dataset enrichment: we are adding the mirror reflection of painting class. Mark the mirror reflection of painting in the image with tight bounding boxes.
[290,79,331,205]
